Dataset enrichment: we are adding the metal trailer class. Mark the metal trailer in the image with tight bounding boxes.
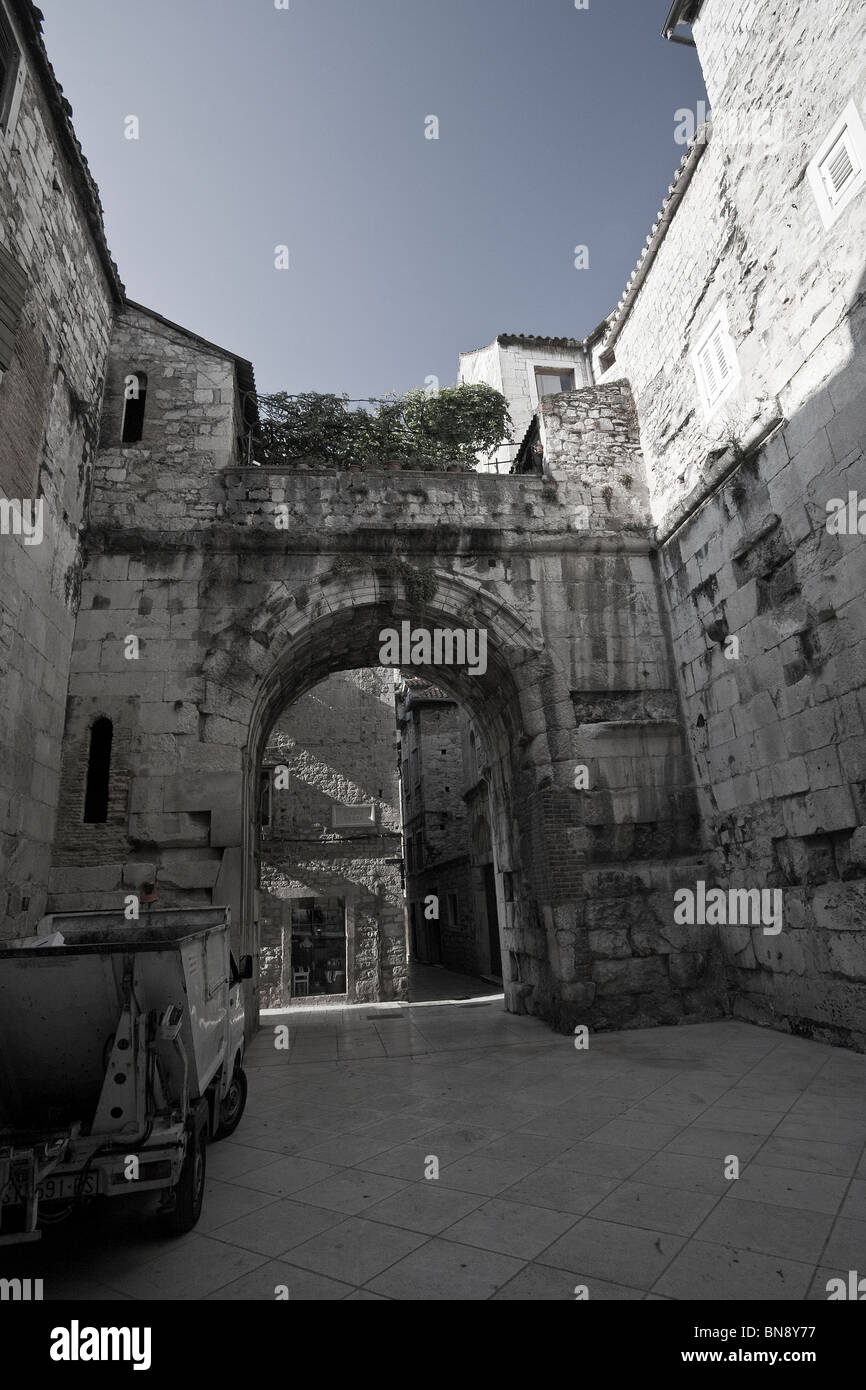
[0,907,252,1245]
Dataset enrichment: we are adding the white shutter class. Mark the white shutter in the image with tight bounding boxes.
[698,341,720,401]
[693,307,740,414]
[808,101,866,229]
[821,132,859,204]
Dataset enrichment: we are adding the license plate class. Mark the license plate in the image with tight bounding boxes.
[2,1172,98,1205]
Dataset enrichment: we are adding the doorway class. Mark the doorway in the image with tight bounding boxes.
[483,864,502,978]
[290,897,346,997]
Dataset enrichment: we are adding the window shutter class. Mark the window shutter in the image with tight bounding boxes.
[821,134,859,204]
[0,242,28,373]
[698,340,719,401]
[712,326,732,385]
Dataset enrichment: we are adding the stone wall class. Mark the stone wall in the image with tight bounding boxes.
[591,0,866,1047]
[602,0,866,526]
[53,375,726,1034]
[0,2,117,938]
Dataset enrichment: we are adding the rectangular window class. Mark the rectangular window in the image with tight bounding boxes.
[290,897,346,997]
[0,240,27,375]
[535,368,575,399]
[0,6,21,133]
[259,768,272,831]
[447,892,458,923]
[692,305,740,417]
[332,802,376,828]
[808,100,866,230]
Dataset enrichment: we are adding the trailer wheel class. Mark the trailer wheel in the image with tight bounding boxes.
[215,1065,248,1141]
[167,1121,206,1234]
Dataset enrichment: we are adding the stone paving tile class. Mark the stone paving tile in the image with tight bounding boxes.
[695,1196,835,1264]
[195,1179,281,1234]
[550,1140,657,1178]
[839,1179,866,1223]
[290,1168,408,1215]
[232,1155,343,1196]
[207,1196,343,1256]
[692,1105,788,1135]
[286,1216,428,1285]
[664,1126,765,1161]
[294,1131,397,1166]
[588,1181,720,1236]
[820,1215,866,1269]
[365,1236,525,1300]
[102,1234,268,1301]
[585,1118,687,1150]
[206,1259,353,1301]
[774,1115,866,1146]
[476,1130,575,1166]
[500,1164,621,1216]
[537,1217,685,1289]
[362,1182,487,1235]
[436,1153,541,1196]
[652,1240,814,1301]
[629,1152,731,1195]
[754,1136,863,1177]
[518,1112,614,1142]
[492,1264,645,1300]
[206,1140,286,1181]
[441,1197,579,1260]
[727,1163,849,1215]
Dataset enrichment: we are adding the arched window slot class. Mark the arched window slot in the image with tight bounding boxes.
[121,371,148,443]
[84,717,113,823]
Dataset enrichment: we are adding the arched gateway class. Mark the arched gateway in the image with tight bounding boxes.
[47,303,723,1038]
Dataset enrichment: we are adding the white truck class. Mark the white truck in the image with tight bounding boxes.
[0,907,251,1245]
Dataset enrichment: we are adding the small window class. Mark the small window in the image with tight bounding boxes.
[83,718,113,824]
[0,6,21,134]
[598,347,616,373]
[692,305,740,416]
[535,367,575,399]
[808,100,866,230]
[259,768,272,831]
[121,371,148,443]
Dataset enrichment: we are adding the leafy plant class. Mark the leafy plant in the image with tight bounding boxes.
[254,383,511,471]
[257,392,371,467]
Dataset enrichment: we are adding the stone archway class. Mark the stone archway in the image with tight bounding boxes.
[237,569,584,1033]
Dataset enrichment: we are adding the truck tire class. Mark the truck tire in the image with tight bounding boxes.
[167,1116,207,1234]
[214,1065,248,1141]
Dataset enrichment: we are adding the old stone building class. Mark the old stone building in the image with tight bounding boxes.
[257,668,405,1006]
[399,678,502,980]
[0,0,120,939]
[1,0,865,1058]
[458,334,596,472]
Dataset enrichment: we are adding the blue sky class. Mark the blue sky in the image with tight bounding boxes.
[38,0,706,399]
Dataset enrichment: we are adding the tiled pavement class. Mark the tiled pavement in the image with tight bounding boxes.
[10,986,866,1301]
